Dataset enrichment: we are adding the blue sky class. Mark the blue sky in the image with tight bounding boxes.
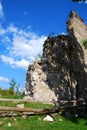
[0,0,87,90]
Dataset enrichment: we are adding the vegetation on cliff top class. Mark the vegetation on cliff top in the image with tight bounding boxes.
[72,0,87,2]
[83,39,87,49]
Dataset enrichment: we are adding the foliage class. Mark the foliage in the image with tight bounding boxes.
[0,87,23,98]
[0,79,23,98]
[72,0,86,2]
[75,12,78,17]
[15,83,23,97]
[0,114,87,130]
[9,79,16,95]
[83,39,87,49]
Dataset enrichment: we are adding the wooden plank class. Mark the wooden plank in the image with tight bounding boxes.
[0,104,86,117]
[0,106,58,114]
[0,106,44,113]
[0,104,86,113]
[0,98,52,104]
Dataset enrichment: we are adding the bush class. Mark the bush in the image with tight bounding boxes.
[83,39,87,49]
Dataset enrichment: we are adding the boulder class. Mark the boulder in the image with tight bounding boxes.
[43,115,54,122]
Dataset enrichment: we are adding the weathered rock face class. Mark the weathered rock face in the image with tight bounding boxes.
[67,11,87,70]
[67,11,87,102]
[67,11,87,43]
[25,62,57,102]
[25,11,87,105]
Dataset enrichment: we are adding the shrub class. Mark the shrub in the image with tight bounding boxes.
[83,39,87,49]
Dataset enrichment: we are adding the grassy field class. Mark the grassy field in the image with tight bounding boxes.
[0,100,87,130]
[0,114,87,130]
[0,101,53,108]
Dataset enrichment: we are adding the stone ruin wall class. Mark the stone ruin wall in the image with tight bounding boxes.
[67,11,87,69]
[67,11,87,102]
[67,11,87,43]
[25,11,87,105]
[25,62,57,102]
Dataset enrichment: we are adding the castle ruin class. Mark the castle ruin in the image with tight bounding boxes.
[25,11,87,106]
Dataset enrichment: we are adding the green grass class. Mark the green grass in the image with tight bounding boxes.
[0,96,87,130]
[0,94,23,99]
[0,115,87,130]
[0,101,53,109]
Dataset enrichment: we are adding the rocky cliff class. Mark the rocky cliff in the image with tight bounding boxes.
[25,11,87,105]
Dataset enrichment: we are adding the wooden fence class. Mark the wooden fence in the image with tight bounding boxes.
[0,98,86,117]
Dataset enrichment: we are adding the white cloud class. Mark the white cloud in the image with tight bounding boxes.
[0,24,6,35]
[0,24,47,57]
[7,23,18,33]
[0,76,9,82]
[0,55,14,64]
[0,55,30,69]
[0,23,17,35]
[11,34,46,59]
[0,2,4,19]
[0,0,47,69]
[2,36,11,43]
[14,59,30,69]
[0,23,47,69]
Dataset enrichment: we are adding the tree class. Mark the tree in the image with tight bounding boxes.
[9,79,16,95]
[72,0,87,2]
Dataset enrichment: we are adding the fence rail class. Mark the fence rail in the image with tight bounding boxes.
[0,98,86,117]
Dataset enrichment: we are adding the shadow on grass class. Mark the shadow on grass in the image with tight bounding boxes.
[60,107,87,124]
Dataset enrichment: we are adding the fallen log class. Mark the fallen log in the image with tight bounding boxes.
[0,104,86,114]
[0,104,86,117]
[0,107,59,115]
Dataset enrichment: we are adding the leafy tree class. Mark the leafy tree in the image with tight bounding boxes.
[72,0,86,2]
[9,79,16,95]
[15,83,23,96]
